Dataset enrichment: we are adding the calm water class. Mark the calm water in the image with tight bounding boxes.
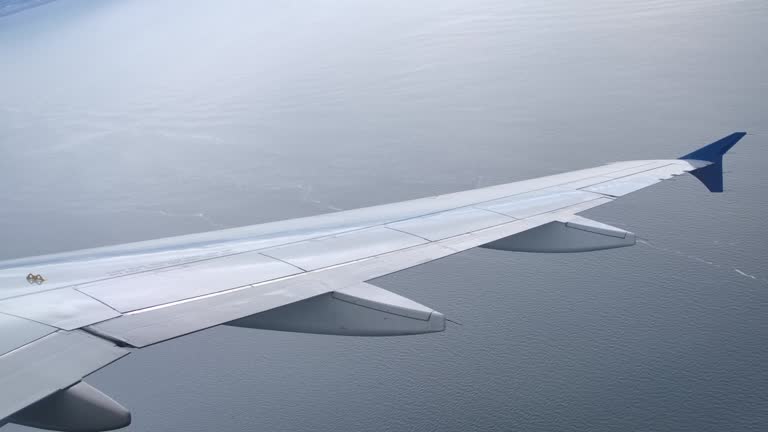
[1,1,767,431]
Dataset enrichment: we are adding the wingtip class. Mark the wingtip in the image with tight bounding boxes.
[681,132,747,193]
[679,132,747,162]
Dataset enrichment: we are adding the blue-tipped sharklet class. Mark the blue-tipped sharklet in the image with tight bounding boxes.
[679,132,747,192]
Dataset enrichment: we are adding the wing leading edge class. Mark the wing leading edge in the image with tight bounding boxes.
[0,133,747,431]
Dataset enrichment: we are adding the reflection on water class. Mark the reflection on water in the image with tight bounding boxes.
[1,1,767,431]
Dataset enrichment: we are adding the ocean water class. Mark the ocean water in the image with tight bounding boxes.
[1,0,767,431]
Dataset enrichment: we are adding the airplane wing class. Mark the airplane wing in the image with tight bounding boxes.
[0,133,746,431]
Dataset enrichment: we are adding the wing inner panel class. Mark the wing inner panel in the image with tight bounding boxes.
[262,227,427,272]
[78,252,304,313]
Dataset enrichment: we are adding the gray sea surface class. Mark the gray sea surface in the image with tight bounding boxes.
[1,0,767,431]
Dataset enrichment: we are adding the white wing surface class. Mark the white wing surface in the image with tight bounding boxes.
[0,133,746,431]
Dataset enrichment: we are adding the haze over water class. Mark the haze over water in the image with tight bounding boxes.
[1,1,767,431]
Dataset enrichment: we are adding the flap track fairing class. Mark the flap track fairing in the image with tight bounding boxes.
[481,216,636,253]
[225,282,445,336]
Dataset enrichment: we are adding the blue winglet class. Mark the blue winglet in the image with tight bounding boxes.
[679,132,746,192]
